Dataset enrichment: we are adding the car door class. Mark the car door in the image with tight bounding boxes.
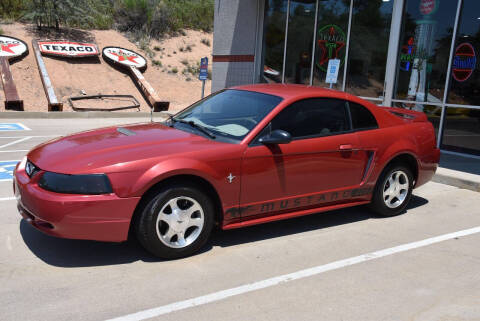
[239,98,370,218]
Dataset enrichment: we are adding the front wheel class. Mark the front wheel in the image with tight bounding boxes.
[135,183,214,259]
[369,165,413,217]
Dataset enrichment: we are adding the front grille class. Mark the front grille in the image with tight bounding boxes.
[25,160,40,178]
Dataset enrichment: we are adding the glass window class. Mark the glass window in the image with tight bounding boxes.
[394,0,458,107]
[271,98,349,138]
[261,0,288,83]
[346,0,393,99]
[284,0,316,84]
[441,107,480,156]
[447,0,480,106]
[174,90,283,142]
[348,102,378,130]
[312,0,350,89]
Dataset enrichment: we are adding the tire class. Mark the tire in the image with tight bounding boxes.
[369,164,414,217]
[135,183,214,259]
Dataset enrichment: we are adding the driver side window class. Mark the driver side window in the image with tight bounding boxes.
[271,98,350,139]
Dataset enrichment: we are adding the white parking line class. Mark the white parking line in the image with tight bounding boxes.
[0,197,15,201]
[0,137,32,149]
[0,150,29,153]
[106,226,480,321]
[0,135,57,139]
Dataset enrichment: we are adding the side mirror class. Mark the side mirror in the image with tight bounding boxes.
[258,129,292,145]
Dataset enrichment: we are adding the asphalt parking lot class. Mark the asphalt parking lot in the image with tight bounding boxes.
[0,118,479,321]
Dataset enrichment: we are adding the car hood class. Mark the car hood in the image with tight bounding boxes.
[27,122,220,174]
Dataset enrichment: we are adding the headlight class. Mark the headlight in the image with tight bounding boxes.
[38,172,113,195]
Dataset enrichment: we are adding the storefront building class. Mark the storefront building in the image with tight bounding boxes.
[212,0,480,158]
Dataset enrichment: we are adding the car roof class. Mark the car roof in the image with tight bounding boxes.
[231,83,347,100]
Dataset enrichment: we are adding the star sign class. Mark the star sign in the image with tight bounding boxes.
[0,43,20,54]
[111,50,138,63]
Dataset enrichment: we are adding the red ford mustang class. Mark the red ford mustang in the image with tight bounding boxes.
[14,84,440,258]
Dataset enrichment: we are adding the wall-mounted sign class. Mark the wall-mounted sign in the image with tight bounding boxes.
[199,57,208,81]
[419,0,437,16]
[37,40,99,58]
[103,46,147,70]
[316,24,346,73]
[325,59,340,86]
[452,42,476,82]
[0,36,29,110]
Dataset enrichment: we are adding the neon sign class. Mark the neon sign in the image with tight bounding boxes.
[316,24,346,72]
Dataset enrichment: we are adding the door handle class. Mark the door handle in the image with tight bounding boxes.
[339,144,353,151]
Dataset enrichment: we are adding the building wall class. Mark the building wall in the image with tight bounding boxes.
[212,0,261,92]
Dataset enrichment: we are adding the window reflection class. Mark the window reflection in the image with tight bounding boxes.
[441,107,480,155]
[447,0,480,106]
[312,0,350,89]
[395,0,458,110]
[346,0,393,99]
[284,0,316,84]
[261,0,288,83]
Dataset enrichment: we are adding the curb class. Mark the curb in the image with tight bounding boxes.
[0,111,173,119]
[432,167,480,192]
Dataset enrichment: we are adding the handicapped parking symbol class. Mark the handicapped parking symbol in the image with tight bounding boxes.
[0,123,31,131]
[0,161,20,181]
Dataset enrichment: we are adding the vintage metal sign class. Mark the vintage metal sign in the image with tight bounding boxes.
[37,40,99,58]
[102,47,147,70]
[0,36,28,110]
[0,36,28,58]
[103,46,168,111]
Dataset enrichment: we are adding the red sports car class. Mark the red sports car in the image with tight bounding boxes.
[14,84,440,258]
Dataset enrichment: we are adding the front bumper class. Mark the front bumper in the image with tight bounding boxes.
[14,159,141,242]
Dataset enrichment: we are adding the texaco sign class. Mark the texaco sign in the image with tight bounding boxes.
[0,36,28,58]
[37,40,99,57]
[102,47,147,70]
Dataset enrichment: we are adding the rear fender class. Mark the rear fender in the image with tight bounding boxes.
[370,139,419,185]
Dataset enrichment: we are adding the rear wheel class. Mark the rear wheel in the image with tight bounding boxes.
[369,164,413,217]
[135,183,214,259]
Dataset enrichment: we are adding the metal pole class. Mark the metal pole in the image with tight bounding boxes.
[342,0,354,92]
[383,0,405,106]
[438,0,463,148]
[309,0,319,86]
[281,0,290,84]
[201,79,206,99]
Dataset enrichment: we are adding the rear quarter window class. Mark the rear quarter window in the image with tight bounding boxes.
[349,102,378,130]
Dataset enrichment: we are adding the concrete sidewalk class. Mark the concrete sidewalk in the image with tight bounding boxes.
[433,153,480,192]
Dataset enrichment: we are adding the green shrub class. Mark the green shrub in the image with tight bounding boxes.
[152,59,162,67]
[171,67,178,74]
[0,0,29,20]
[201,38,210,46]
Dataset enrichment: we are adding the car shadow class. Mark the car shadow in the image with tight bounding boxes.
[20,195,428,268]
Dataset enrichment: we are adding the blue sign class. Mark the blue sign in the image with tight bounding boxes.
[325,59,340,84]
[199,57,208,81]
[0,160,19,181]
[0,123,30,131]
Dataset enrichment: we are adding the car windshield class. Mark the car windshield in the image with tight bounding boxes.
[171,89,283,143]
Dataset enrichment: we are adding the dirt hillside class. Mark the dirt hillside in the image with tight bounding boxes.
[0,23,213,112]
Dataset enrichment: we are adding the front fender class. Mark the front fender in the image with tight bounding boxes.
[112,158,222,198]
